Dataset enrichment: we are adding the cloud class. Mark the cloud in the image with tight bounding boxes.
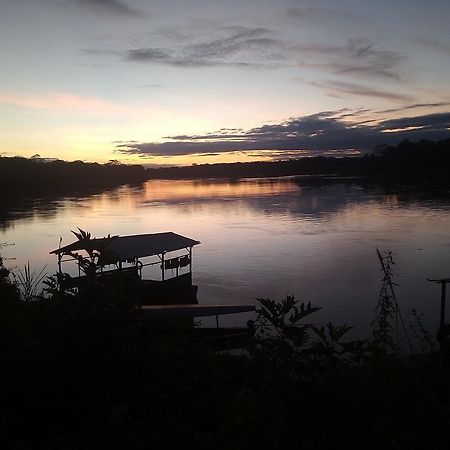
[375,102,450,114]
[417,37,450,56]
[294,38,406,81]
[0,92,128,116]
[120,31,404,79]
[378,112,450,131]
[115,108,450,159]
[124,26,285,68]
[74,0,142,17]
[286,6,357,22]
[308,80,414,102]
[87,21,406,84]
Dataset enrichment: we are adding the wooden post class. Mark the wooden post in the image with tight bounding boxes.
[57,238,63,292]
[189,247,192,276]
[58,253,63,293]
[440,281,447,329]
[427,278,450,348]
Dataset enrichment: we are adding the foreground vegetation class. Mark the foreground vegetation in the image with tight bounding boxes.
[1,252,450,450]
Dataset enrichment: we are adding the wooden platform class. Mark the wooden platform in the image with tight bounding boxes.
[140,303,256,319]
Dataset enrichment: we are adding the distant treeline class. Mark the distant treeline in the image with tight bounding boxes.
[0,157,147,194]
[2,139,449,195]
[147,139,450,184]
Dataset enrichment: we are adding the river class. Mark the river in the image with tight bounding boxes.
[1,177,450,341]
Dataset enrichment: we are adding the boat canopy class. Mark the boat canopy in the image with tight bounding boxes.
[50,232,200,265]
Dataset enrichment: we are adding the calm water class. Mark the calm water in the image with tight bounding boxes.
[1,177,450,339]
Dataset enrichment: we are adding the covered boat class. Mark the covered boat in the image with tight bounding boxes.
[50,230,256,347]
[50,231,201,305]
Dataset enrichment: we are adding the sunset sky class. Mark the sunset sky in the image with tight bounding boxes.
[1,0,450,166]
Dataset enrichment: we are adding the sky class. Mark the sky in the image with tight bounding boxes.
[1,0,450,166]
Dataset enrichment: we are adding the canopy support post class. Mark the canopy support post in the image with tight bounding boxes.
[57,253,63,293]
[440,281,447,330]
[428,277,450,350]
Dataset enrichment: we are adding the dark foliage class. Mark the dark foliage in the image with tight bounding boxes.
[2,139,449,198]
[147,138,450,186]
[0,157,147,194]
[1,254,450,449]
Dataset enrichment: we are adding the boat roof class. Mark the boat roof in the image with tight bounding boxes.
[50,232,200,265]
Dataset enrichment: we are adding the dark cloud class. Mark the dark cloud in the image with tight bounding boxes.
[128,48,170,62]
[375,102,450,114]
[122,33,404,78]
[308,80,414,102]
[294,38,406,81]
[74,0,142,16]
[125,26,285,68]
[115,109,450,158]
[86,21,406,83]
[378,112,450,131]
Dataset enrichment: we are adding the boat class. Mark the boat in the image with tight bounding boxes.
[50,231,201,305]
[50,231,256,347]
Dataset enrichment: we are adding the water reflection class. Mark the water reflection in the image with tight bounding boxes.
[142,177,301,202]
[1,177,449,339]
[0,196,60,230]
[137,179,400,221]
[0,184,147,231]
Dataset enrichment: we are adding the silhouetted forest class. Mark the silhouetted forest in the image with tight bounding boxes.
[0,157,147,193]
[2,140,449,196]
[148,139,450,185]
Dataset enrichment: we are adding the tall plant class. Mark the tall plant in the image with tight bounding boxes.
[15,262,47,302]
[372,249,399,351]
[372,249,413,354]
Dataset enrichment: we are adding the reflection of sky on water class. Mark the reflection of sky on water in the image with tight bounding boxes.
[1,177,450,342]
